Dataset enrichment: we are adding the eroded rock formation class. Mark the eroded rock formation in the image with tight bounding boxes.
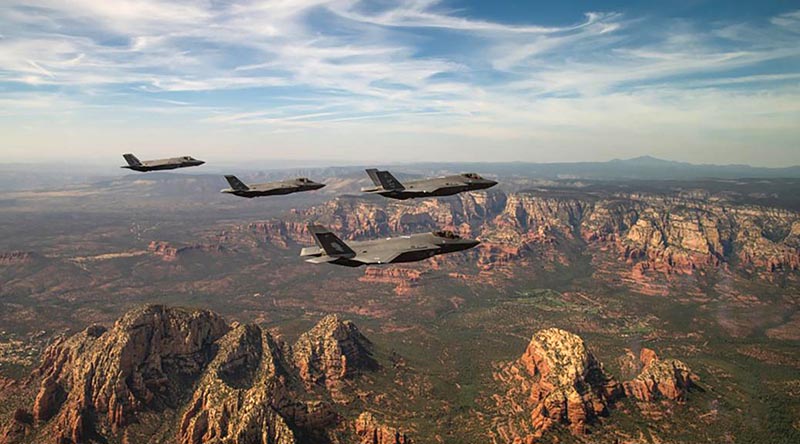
[0,251,37,265]
[30,306,229,443]
[234,189,800,286]
[493,328,622,440]
[623,348,698,402]
[355,412,410,444]
[292,314,378,401]
[359,267,424,295]
[5,306,382,444]
[178,324,296,444]
[493,332,699,442]
[147,241,225,261]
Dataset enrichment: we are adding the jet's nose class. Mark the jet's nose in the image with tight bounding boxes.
[484,179,498,188]
[314,183,326,190]
[455,239,480,251]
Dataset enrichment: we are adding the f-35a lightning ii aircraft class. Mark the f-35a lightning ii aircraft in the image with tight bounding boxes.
[301,224,480,267]
[361,168,497,200]
[221,175,325,198]
[121,153,205,172]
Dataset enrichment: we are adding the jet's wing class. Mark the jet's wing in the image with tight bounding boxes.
[352,250,403,265]
[406,181,443,193]
[354,243,437,264]
[253,183,290,192]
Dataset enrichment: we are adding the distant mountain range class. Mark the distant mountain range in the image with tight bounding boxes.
[401,156,800,180]
[1,156,799,191]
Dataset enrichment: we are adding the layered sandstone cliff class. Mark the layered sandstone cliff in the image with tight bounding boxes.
[359,267,424,295]
[245,189,800,284]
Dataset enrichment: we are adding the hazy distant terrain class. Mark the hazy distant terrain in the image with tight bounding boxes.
[3,156,800,192]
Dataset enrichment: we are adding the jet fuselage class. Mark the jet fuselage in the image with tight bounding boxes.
[121,155,205,172]
[362,173,497,200]
[221,177,325,198]
[301,230,480,267]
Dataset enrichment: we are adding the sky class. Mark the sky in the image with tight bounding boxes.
[1,0,799,166]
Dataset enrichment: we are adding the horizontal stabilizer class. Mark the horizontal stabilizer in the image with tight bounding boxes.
[305,256,341,264]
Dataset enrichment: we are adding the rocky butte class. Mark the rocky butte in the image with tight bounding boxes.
[0,305,387,444]
[622,348,698,403]
[492,328,698,443]
[493,328,622,441]
[292,314,379,403]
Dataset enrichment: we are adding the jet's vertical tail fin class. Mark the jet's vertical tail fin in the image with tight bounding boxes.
[307,225,355,257]
[224,175,249,191]
[365,169,382,186]
[123,153,142,167]
[375,170,404,190]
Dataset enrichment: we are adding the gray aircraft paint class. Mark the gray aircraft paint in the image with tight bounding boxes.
[361,169,497,200]
[121,153,205,172]
[220,175,325,198]
[300,224,479,267]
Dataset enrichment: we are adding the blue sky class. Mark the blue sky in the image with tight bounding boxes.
[1,0,798,166]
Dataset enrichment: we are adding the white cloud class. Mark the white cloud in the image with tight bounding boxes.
[0,1,798,165]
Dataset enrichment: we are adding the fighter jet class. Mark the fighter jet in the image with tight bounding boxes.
[361,169,497,200]
[300,224,480,267]
[221,175,325,198]
[121,153,205,172]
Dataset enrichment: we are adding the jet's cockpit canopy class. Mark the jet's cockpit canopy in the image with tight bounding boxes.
[298,177,311,183]
[183,156,195,161]
[461,173,484,180]
[434,230,461,239]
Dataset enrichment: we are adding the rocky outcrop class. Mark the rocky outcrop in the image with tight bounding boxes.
[292,315,378,401]
[354,412,410,444]
[493,328,622,440]
[359,267,424,295]
[0,376,14,391]
[623,348,698,402]
[0,251,37,265]
[147,241,225,261]
[30,305,229,443]
[493,331,701,442]
[620,207,726,274]
[0,409,33,444]
[178,324,296,444]
[8,306,380,444]
[271,189,800,282]
[246,220,309,248]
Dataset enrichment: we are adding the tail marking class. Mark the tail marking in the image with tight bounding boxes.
[307,225,355,257]
[123,153,142,167]
[366,169,404,190]
[225,175,250,191]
